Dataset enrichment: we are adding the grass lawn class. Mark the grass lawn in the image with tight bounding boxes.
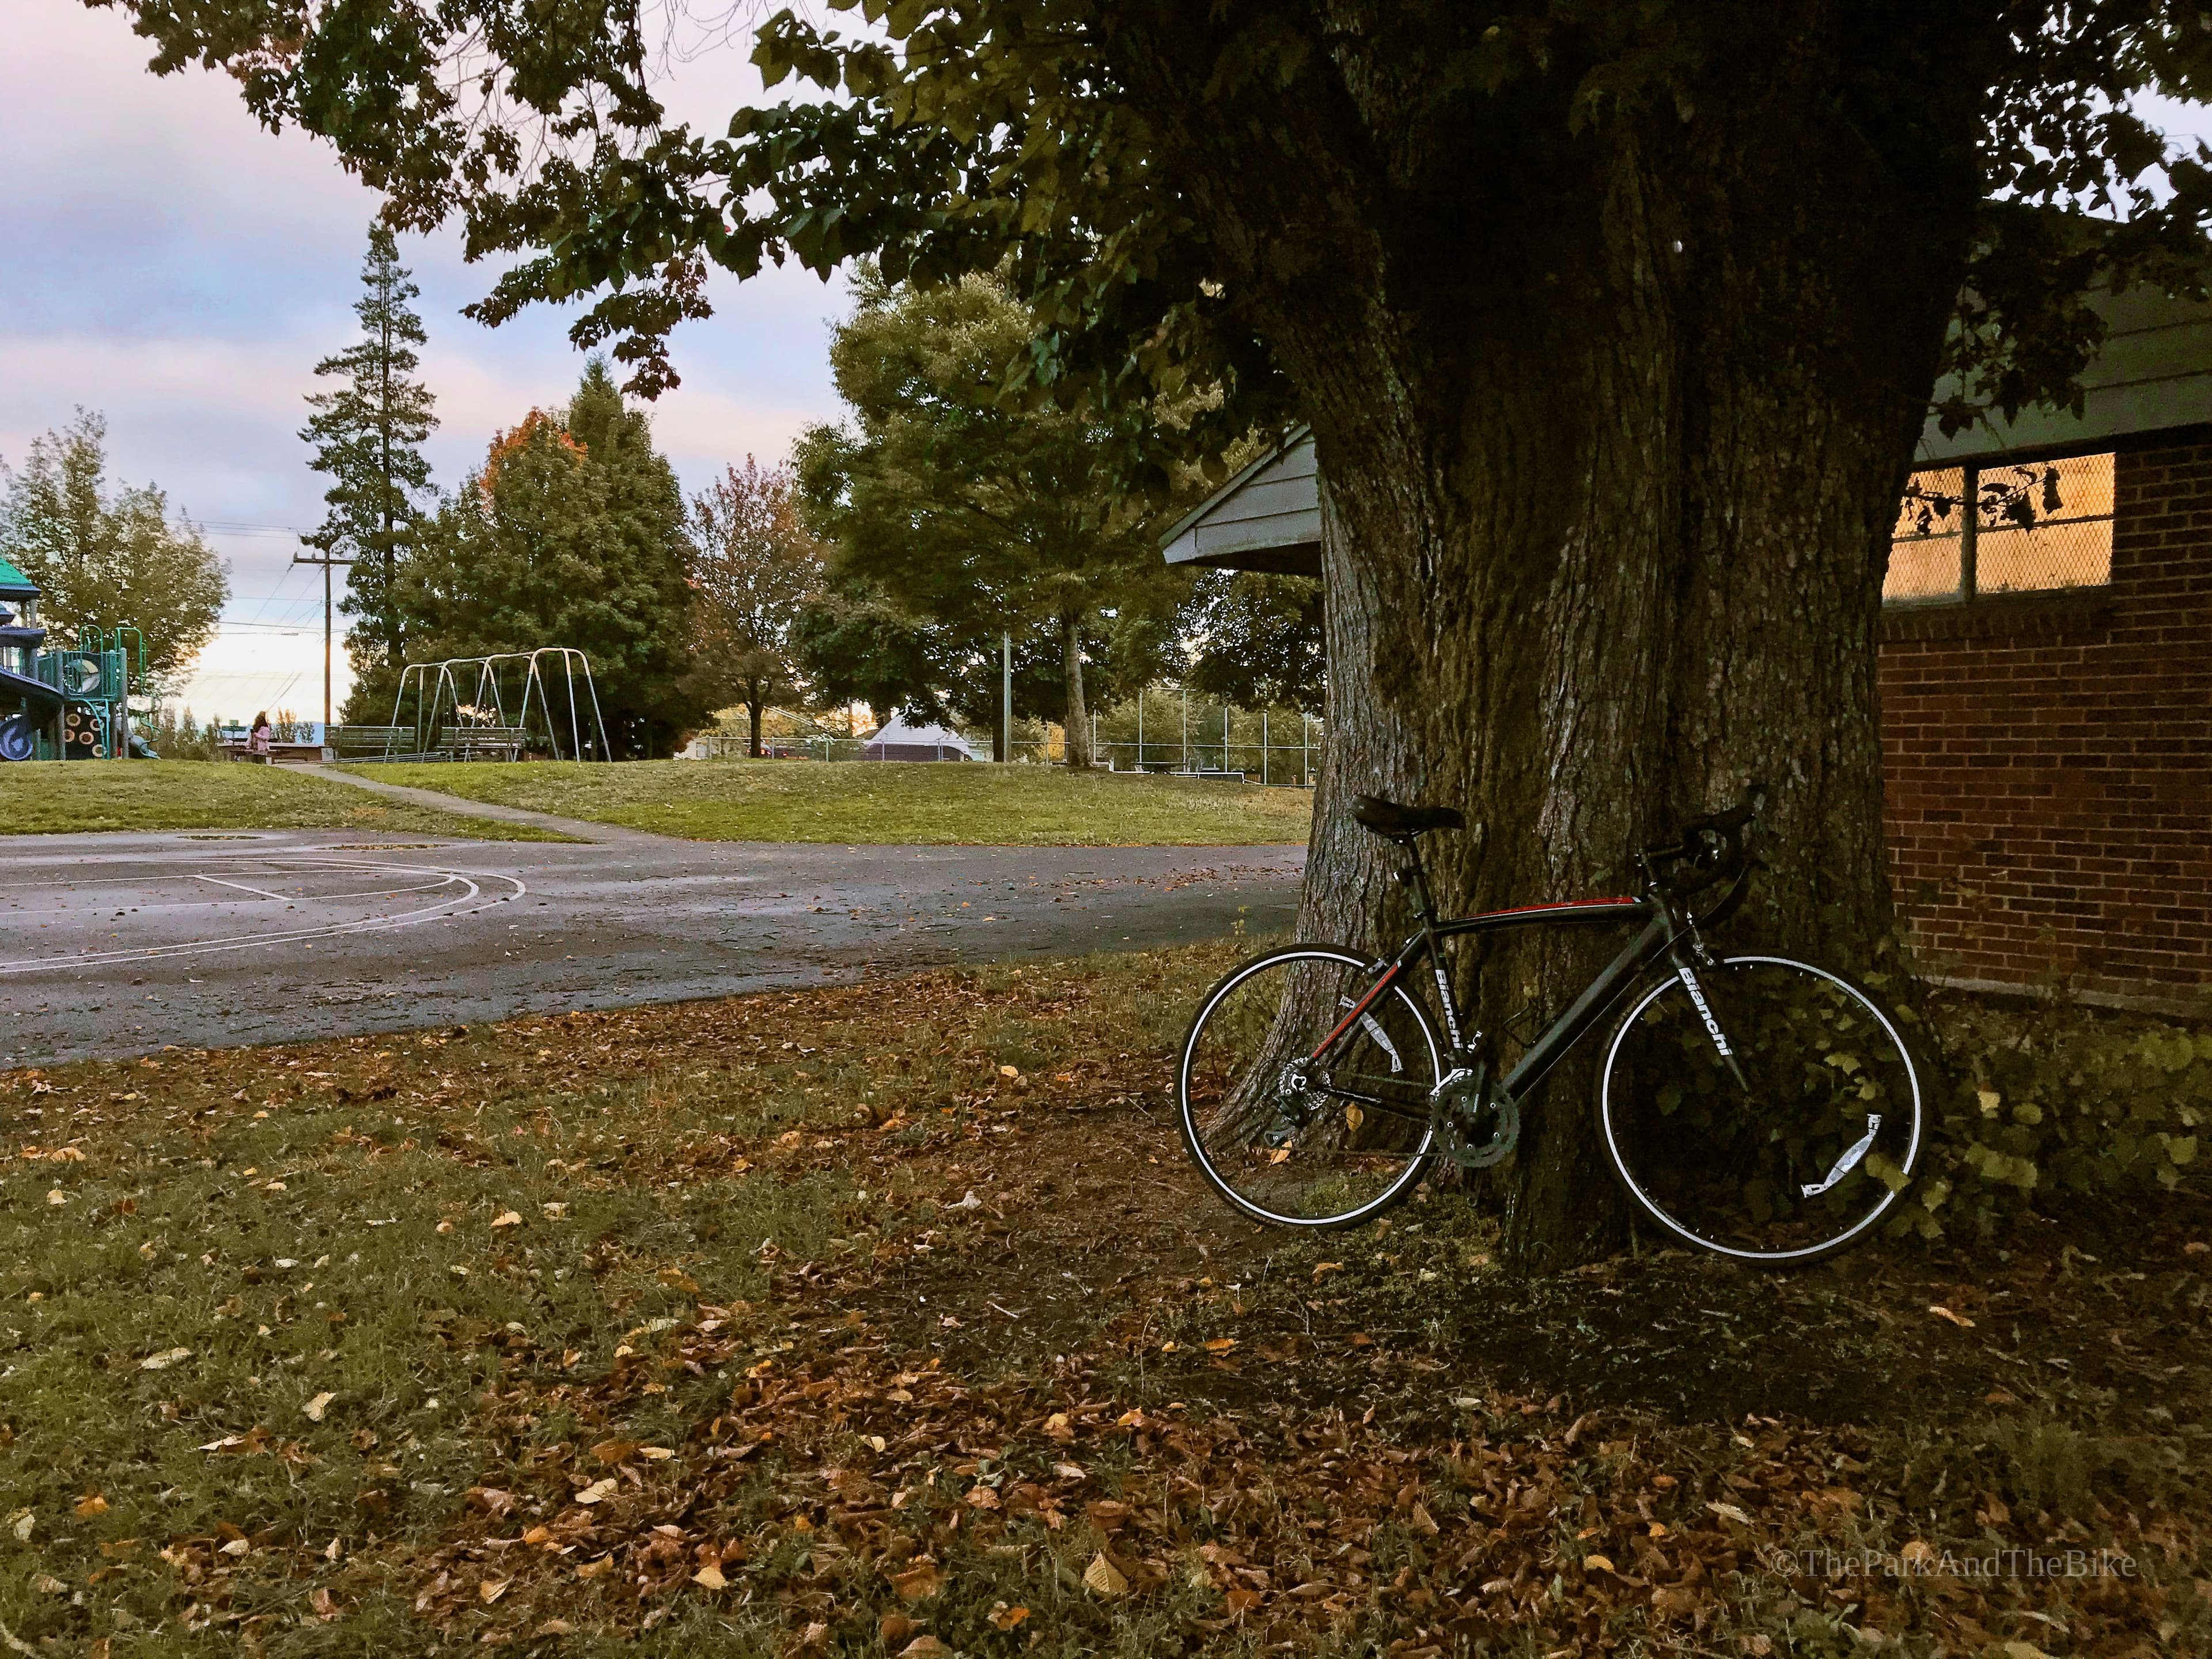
[0,760,563,840]
[345,759,1315,844]
[2,946,2205,1656]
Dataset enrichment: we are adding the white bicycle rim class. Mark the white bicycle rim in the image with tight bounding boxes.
[1597,954,1924,1265]
[1179,946,1444,1229]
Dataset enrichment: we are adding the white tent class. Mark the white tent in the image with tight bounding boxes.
[860,716,977,762]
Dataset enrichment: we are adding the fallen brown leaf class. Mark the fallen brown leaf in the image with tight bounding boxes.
[889,1560,943,1601]
[1084,1552,1130,1598]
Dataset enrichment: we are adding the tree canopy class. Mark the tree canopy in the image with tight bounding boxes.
[89,1,2212,431]
[303,222,439,711]
[685,457,824,755]
[384,363,700,752]
[0,409,228,688]
[793,269,1183,762]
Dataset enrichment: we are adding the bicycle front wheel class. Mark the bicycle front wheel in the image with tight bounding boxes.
[1597,954,1923,1265]
[1178,945,1442,1229]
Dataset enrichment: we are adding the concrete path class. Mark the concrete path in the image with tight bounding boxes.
[0,827,1304,1067]
[298,762,664,842]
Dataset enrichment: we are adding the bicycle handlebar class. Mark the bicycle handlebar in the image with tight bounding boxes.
[1639,781,1767,925]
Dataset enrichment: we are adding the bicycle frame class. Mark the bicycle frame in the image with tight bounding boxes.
[1309,881,1705,1123]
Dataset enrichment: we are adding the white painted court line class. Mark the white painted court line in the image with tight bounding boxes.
[192,875,297,902]
[0,857,528,974]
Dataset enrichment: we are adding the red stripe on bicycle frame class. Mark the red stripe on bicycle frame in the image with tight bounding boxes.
[1310,963,1402,1060]
[1464,897,1639,919]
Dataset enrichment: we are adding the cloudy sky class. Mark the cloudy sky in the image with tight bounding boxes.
[1,3,851,724]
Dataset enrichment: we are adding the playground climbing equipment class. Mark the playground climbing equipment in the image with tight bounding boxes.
[338,649,612,762]
[0,556,153,762]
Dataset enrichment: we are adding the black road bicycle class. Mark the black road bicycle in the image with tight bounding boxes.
[1176,786,1925,1266]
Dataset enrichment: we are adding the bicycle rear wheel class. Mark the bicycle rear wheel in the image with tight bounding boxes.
[1597,954,1923,1265]
[1178,945,1441,1228]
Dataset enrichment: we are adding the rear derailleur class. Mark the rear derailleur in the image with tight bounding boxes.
[1260,1056,1323,1147]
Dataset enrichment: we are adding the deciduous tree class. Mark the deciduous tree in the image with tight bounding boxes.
[686,457,823,756]
[1181,572,1326,717]
[795,271,1182,766]
[394,364,700,754]
[94,0,2212,1266]
[0,409,228,689]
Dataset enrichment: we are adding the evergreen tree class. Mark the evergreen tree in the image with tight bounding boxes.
[0,409,228,690]
[304,224,437,719]
[392,363,700,755]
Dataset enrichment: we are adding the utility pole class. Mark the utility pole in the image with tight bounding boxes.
[291,548,355,741]
[1001,632,1013,763]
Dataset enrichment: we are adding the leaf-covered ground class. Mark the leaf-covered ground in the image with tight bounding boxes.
[343,760,1313,846]
[0,760,562,840]
[0,944,2205,1657]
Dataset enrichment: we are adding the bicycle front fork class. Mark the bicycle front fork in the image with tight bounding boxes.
[1671,955,1750,1093]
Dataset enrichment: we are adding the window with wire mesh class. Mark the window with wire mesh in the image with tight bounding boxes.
[1885,452,2114,604]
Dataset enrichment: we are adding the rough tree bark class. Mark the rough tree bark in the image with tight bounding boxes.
[1110,6,1988,1268]
[1061,612,1093,768]
[746,684,766,759]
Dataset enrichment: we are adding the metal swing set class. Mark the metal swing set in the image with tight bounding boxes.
[331,647,612,762]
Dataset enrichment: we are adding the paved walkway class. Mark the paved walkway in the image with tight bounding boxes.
[298,763,664,842]
[0,827,1304,1066]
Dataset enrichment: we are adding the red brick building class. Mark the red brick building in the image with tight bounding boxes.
[1883,291,2212,1014]
[1164,289,2212,1011]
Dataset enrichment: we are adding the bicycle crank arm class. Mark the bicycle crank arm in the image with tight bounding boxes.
[1800,1115,1881,1198]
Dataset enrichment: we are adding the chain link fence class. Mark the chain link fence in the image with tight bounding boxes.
[681,688,1325,783]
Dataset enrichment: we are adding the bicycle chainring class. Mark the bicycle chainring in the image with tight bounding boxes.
[1435,1083,1520,1170]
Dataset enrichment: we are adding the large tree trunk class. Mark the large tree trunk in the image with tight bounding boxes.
[1113,6,1986,1270]
[1061,612,1093,768]
[747,686,766,759]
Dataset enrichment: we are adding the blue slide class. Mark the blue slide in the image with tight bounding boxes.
[0,662,65,762]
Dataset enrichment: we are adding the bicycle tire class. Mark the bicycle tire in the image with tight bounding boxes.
[1596,953,1923,1266]
[1177,944,1443,1229]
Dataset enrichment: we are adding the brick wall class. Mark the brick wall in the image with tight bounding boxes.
[1880,437,2212,1012]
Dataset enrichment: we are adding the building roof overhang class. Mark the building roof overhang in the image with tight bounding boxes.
[1163,285,2212,577]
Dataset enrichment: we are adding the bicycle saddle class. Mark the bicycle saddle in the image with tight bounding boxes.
[1350,794,1465,839]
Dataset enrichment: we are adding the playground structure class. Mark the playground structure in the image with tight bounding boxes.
[330,648,612,763]
[0,555,154,763]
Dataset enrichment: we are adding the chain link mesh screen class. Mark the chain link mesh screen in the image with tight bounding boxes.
[1886,452,2113,603]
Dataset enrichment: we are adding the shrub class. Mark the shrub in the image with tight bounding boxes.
[1904,1001,2209,1240]
[139,704,223,760]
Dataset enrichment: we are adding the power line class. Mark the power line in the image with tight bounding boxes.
[196,521,308,539]
[241,558,310,628]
